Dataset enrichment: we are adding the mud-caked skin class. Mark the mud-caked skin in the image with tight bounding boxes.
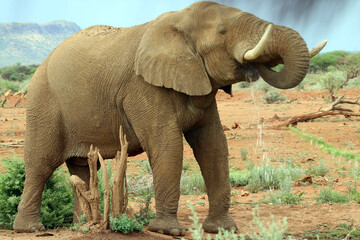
[14,1,325,235]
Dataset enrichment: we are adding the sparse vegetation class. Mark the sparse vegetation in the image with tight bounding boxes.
[246,160,305,193]
[134,195,156,226]
[308,160,329,177]
[180,172,206,195]
[315,187,350,204]
[263,89,287,104]
[183,202,288,240]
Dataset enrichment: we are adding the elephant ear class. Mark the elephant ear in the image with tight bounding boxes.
[135,13,212,96]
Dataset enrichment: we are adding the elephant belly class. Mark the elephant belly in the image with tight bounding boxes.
[61,105,142,160]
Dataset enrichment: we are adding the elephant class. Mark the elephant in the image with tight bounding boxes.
[13,1,326,235]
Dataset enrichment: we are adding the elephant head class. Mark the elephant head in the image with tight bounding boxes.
[135,1,327,95]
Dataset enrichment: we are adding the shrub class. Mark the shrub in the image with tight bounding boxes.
[318,71,347,92]
[182,202,288,240]
[134,195,156,226]
[310,51,349,72]
[229,168,249,187]
[308,161,329,177]
[315,187,350,204]
[0,63,37,81]
[246,161,305,193]
[253,79,270,92]
[110,214,143,234]
[70,214,86,231]
[0,156,73,229]
[266,191,305,205]
[238,81,251,88]
[263,89,286,104]
[180,172,206,195]
[128,173,154,196]
[40,168,73,228]
[0,78,21,93]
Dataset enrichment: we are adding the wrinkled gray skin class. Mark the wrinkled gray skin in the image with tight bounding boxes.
[14,1,312,235]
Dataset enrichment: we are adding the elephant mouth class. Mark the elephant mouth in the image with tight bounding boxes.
[234,62,259,83]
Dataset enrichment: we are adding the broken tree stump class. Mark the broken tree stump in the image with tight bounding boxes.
[69,126,129,231]
[69,175,93,222]
[69,145,102,225]
[87,145,102,224]
[111,125,129,217]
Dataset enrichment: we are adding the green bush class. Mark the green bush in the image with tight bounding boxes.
[134,195,156,226]
[338,51,360,71]
[266,191,305,205]
[247,208,288,240]
[310,51,349,72]
[315,187,350,204]
[183,202,288,240]
[253,79,271,92]
[0,78,22,93]
[110,214,143,234]
[0,156,73,229]
[180,172,206,195]
[263,89,286,104]
[128,173,154,196]
[246,161,305,193]
[0,63,37,81]
[318,71,347,92]
[308,161,329,177]
[229,168,249,187]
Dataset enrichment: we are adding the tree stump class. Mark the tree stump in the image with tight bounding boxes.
[69,125,129,231]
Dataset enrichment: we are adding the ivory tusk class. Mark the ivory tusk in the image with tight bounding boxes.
[243,24,273,61]
[309,40,328,58]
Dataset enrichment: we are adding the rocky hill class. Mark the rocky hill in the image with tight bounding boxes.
[0,21,81,67]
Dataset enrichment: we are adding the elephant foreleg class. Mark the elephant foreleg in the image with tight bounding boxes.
[184,112,238,233]
[146,133,185,236]
[123,95,185,236]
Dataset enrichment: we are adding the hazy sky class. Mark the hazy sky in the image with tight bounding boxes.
[1,0,359,52]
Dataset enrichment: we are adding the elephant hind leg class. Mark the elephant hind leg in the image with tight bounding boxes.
[66,157,96,223]
[13,160,61,232]
[14,105,66,231]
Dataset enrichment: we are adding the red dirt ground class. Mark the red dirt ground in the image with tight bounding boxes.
[0,89,359,239]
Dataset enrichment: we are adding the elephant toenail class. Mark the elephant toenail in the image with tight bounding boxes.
[170,229,180,236]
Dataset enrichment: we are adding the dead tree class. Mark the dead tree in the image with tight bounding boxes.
[267,94,360,129]
[69,125,129,230]
[328,71,359,102]
[69,145,101,224]
[266,71,360,129]
[14,91,27,107]
[111,125,129,217]
[1,90,12,107]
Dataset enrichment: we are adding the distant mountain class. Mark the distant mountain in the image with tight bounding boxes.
[0,21,81,67]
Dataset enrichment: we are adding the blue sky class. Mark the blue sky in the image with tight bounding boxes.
[1,0,359,52]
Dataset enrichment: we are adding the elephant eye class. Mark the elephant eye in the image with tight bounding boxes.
[218,26,227,35]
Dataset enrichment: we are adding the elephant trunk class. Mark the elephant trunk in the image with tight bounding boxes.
[255,25,310,89]
[234,18,310,89]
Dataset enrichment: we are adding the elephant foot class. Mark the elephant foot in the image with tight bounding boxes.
[148,215,185,236]
[203,213,238,233]
[13,214,45,233]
